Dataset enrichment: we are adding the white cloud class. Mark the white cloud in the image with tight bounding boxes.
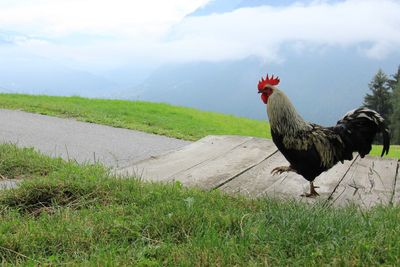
[159,0,400,62]
[0,0,209,38]
[0,0,209,69]
[363,41,397,59]
[1,0,399,70]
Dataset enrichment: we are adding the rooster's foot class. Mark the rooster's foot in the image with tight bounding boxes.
[301,182,320,198]
[271,166,296,175]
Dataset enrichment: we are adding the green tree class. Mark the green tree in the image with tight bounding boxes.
[387,65,400,91]
[363,69,392,123]
[389,66,400,144]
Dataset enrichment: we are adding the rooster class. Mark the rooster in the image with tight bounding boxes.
[258,74,390,197]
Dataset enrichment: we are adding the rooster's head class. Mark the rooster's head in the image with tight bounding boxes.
[258,74,280,104]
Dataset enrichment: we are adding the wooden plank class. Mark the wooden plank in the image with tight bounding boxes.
[173,137,277,190]
[330,156,398,208]
[115,133,398,208]
[259,161,354,204]
[314,156,358,199]
[393,161,400,206]
[262,172,308,200]
[219,151,288,197]
[117,135,251,181]
[220,152,357,200]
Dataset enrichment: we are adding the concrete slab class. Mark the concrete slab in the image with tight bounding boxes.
[0,109,190,168]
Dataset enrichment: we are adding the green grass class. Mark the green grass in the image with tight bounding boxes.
[371,144,400,159]
[1,143,399,265]
[0,93,398,158]
[0,93,270,141]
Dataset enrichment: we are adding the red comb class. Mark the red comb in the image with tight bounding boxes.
[258,74,280,90]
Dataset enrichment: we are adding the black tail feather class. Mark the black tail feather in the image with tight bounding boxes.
[335,107,390,158]
[381,127,390,157]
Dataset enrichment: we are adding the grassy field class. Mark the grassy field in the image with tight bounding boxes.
[0,143,399,265]
[0,93,398,159]
[0,93,270,141]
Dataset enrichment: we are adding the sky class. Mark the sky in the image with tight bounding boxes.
[1,0,400,72]
[0,0,209,70]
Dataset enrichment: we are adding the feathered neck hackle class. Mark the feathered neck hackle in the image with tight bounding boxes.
[267,88,311,135]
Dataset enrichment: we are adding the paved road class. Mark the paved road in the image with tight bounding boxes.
[0,109,191,168]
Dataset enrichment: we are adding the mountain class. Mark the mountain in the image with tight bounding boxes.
[132,58,261,118]
[134,47,399,125]
[128,0,399,125]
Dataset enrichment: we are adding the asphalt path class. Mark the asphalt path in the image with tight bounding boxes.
[0,109,191,168]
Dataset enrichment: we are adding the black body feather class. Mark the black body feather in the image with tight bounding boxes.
[271,107,390,182]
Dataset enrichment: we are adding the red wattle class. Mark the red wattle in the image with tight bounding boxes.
[261,93,268,104]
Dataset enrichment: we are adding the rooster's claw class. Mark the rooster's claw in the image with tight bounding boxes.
[271,166,295,175]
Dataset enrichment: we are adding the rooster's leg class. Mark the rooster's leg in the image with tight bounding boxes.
[301,181,320,198]
[271,166,296,175]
